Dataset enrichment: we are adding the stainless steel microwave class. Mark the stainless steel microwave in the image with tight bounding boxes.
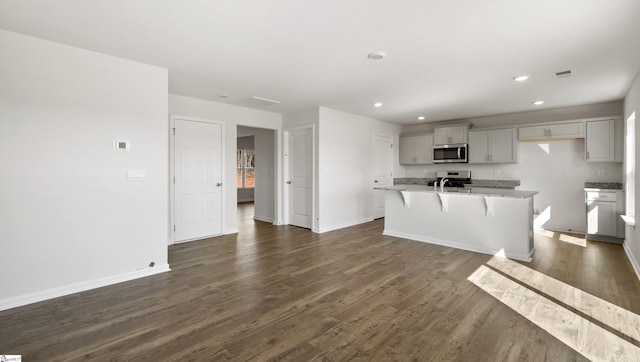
[433,143,468,163]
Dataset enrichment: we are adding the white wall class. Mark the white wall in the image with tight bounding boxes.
[169,94,282,232]
[0,30,169,310]
[281,107,402,233]
[317,107,403,232]
[624,71,640,276]
[237,126,276,222]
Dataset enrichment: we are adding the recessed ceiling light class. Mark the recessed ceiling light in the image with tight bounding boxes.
[373,102,383,107]
[418,116,425,120]
[513,75,529,82]
[367,52,386,60]
[532,100,544,105]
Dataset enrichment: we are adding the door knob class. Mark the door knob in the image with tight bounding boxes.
[286,181,292,184]
[374,180,379,183]
[216,183,222,187]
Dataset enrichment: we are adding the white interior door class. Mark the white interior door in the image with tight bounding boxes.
[373,134,393,219]
[174,119,223,242]
[286,128,312,228]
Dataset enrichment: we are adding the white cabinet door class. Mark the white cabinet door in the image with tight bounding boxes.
[434,126,467,145]
[518,125,547,141]
[519,122,583,141]
[468,129,516,163]
[433,128,450,145]
[399,137,415,164]
[586,120,615,162]
[468,131,489,163]
[450,126,468,144]
[490,129,517,163]
[587,201,616,236]
[549,123,583,138]
[399,135,433,164]
[414,135,433,163]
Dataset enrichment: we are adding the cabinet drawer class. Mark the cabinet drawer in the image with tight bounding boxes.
[586,191,618,202]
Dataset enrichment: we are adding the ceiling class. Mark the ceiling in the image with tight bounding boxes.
[1,0,639,125]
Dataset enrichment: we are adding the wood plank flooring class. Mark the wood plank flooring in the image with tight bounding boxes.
[2,203,640,361]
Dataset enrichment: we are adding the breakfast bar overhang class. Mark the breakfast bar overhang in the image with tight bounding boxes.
[376,186,538,261]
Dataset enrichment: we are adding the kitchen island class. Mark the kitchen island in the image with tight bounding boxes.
[375,185,538,261]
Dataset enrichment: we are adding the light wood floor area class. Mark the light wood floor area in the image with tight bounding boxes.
[2,203,640,360]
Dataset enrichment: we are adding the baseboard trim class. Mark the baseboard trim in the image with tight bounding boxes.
[317,218,374,234]
[253,215,274,223]
[224,228,239,235]
[623,242,640,282]
[0,264,171,312]
[383,229,533,262]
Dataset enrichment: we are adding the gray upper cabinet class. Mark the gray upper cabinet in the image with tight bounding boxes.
[469,128,517,163]
[518,122,584,141]
[434,126,467,145]
[399,134,433,164]
[585,119,622,162]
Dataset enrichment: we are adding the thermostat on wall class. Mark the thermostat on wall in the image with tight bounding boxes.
[114,139,130,151]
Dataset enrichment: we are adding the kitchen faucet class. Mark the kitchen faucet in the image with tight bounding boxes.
[440,178,448,192]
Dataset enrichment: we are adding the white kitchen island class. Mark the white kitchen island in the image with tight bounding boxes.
[376,185,538,261]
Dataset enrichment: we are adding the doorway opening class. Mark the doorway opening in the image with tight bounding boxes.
[236,125,277,226]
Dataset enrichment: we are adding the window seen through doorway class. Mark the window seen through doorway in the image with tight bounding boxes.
[237,149,255,188]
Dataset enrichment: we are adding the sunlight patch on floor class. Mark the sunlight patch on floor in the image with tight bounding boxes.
[534,229,587,248]
[558,233,587,247]
[469,255,640,361]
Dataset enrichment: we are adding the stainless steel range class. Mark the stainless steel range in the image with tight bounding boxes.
[427,170,472,188]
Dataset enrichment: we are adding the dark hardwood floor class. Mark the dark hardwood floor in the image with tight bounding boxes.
[2,203,640,360]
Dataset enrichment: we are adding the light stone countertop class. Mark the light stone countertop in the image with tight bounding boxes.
[584,188,624,193]
[374,185,538,199]
[584,182,623,191]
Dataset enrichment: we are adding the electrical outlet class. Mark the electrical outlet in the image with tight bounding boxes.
[494,169,500,176]
[597,170,605,177]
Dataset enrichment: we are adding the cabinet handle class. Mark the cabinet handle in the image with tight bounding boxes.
[586,151,590,159]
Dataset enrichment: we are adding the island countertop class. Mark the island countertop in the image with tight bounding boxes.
[374,185,538,199]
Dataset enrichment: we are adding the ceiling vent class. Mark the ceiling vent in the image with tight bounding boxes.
[244,96,281,107]
[555,70,572,78]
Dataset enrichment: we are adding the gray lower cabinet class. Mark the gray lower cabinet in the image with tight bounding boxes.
[585,189,624,239]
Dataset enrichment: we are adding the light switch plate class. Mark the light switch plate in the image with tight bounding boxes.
[127,169,146,181]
